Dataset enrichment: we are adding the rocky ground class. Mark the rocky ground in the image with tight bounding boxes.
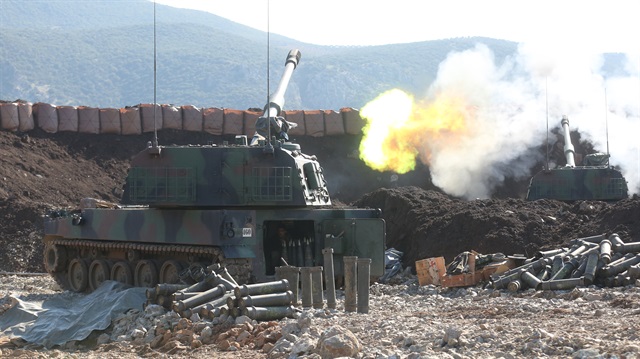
[1,128,640,358]
[2,273,640,358]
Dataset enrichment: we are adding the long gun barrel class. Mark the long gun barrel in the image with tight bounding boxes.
[251,49,301,145]
[561,115,576,167]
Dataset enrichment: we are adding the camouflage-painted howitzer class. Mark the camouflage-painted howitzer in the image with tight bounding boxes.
[42,49,386,292]
[526,116,628,201]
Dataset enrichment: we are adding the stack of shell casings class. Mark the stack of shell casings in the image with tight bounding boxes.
[490,233,640,292]
[145,264,298,321]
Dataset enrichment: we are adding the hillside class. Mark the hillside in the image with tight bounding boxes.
[0,0,527,109]
[1,128,638,276]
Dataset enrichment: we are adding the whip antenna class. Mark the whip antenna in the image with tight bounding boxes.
[266,0,272,148]
[545,77,549,170]
[605,88,610,163]
[152,1,159,149]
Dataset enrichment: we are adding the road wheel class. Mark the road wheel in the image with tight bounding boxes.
[89,259,112,291]
[44,244,67,273]
[159,260,183,284]
[111,261,133,285]
[67,258,89,292]
[135,259,158,288]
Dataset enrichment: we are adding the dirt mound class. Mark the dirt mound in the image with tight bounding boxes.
[1,129,638,274]
[354,186,640,267]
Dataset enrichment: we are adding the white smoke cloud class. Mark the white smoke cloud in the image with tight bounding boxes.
[422,43,640,199]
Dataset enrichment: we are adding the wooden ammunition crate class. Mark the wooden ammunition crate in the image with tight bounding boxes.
[416,257,445,286]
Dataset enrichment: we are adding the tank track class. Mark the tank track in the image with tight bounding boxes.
[43,237,252,292]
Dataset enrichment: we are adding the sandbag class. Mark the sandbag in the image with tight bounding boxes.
[0,102,19,131]
[182,105,202,132]
[203,107,223,135]
[223,109,244,135]
[323,109,345,136]
[342,107,365,135]
[162,104,182,130]
[139,103,163,133]
[100,108,120,134]
[34,102,58,133]
[77,106,100,134]
[304,110,325,137]
[243,110,260,138]
[57,106,78,132]
[18,102,34,132]
[120,107,142,135]
[284,110,305,136]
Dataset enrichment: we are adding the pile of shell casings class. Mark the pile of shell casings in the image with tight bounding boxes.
[490,233,640,292]
[145,264,297,321]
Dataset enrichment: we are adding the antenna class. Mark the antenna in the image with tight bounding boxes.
[266,0,272,149]
[605,87,610,164]
[545,77,549,170]
[152,1,159,149]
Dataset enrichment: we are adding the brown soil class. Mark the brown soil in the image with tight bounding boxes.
[1,129,639,274]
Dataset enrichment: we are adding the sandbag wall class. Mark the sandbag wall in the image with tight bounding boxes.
[0,101,366,137]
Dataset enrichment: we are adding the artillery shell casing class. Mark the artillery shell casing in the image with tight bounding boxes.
[615,242,640,254]
[536,265,551,281]
[491,269,525,290]
[275,265,300,306]
[310,266,324,309]
[357,258,371,313]
[583,252,599,284]
[535,248,567,259]
[173,283,226,312]
[540,277,585,291]
[322,248,337,309]
[551,255,564,276]
[344,256,358,312]
[609,233,625,249]
[300,267,312,308]
[178,279,211,294]
[571,234,605,245]
[627,264,640,280]
[550,257,579,280]
[507,279,523,292]
[234,279,290,298]
[216,266,239,287]
[226,295,238,309]
[520,270,542,290]
[240,291,294,310]
[599,240,612,264]
[600,254,640,277]
[171,291,199,301]
[242,305,296,321]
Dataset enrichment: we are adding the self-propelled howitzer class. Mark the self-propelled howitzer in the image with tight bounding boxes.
[526,115,629,201]
[43,49,386,292]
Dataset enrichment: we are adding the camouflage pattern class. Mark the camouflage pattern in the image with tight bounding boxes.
[526,116,628,201]
[42,49,386,292]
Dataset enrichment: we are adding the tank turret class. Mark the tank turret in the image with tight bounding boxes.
[526,115,629,201]
[120,49,331,208]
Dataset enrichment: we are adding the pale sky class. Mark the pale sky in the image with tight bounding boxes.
[154,0,638,54]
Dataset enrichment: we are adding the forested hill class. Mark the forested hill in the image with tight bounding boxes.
[0,0,521,110]
[0,0,626,111]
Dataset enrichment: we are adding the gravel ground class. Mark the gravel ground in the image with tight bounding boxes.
[2,273,640,359]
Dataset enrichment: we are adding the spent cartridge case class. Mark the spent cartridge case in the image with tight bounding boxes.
[173,283,226,313]
[242,305,297,321]
[540,277,585,291]
[234,279,290,298]
[240,291,294,309]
